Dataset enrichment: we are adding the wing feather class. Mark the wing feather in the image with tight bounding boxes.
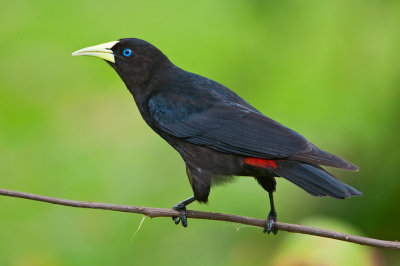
[149,93,311,158]
[148,85,358,171]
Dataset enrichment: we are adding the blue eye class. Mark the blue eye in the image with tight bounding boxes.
[122,48,132,57]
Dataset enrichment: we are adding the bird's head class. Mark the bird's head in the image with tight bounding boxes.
[73,38,171,93]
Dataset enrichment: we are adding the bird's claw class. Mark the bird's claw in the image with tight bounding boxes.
[263,210,278,235]
[172,203,188,227]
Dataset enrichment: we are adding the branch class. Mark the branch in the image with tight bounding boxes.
[0,188,398,250]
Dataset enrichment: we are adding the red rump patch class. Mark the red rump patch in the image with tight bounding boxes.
[244,158,278,169]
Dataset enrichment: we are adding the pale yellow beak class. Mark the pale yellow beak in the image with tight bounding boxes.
[72,41,119,63]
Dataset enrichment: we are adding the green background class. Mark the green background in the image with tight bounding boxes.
[0,0,399,265]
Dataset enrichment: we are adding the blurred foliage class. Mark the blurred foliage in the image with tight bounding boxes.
[272,217,378,266]
[0,0,399,265]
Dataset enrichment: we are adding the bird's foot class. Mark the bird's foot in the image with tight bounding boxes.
[171,203,188,227]
[263,210,278,235]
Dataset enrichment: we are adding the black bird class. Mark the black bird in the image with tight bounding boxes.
[73,38,361,234]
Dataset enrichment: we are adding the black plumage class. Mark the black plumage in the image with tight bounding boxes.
[73,38,361,233]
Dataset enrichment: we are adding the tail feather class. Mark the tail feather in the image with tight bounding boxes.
[290,144,359,172]
[274,160,362,199]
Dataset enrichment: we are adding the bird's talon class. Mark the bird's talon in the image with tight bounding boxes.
[181,215,188,227]
[173,216,181,224]
[172,205,188,227]
[264,210,278,235]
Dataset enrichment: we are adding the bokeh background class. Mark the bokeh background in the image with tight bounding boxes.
[1,0,399,265]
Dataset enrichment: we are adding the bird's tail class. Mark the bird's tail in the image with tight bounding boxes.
[273,160,362,199]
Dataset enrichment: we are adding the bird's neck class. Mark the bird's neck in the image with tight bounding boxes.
[124,60,179,120]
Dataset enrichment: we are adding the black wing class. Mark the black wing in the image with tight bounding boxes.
[148,89,358,171]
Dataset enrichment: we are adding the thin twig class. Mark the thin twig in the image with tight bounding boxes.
[0,188,398,250]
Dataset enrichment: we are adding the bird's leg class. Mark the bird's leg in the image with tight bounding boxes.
[171,196,195,227]
[263,191,278,234]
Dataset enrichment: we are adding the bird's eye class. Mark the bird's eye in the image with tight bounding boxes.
[122,48,132,57]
